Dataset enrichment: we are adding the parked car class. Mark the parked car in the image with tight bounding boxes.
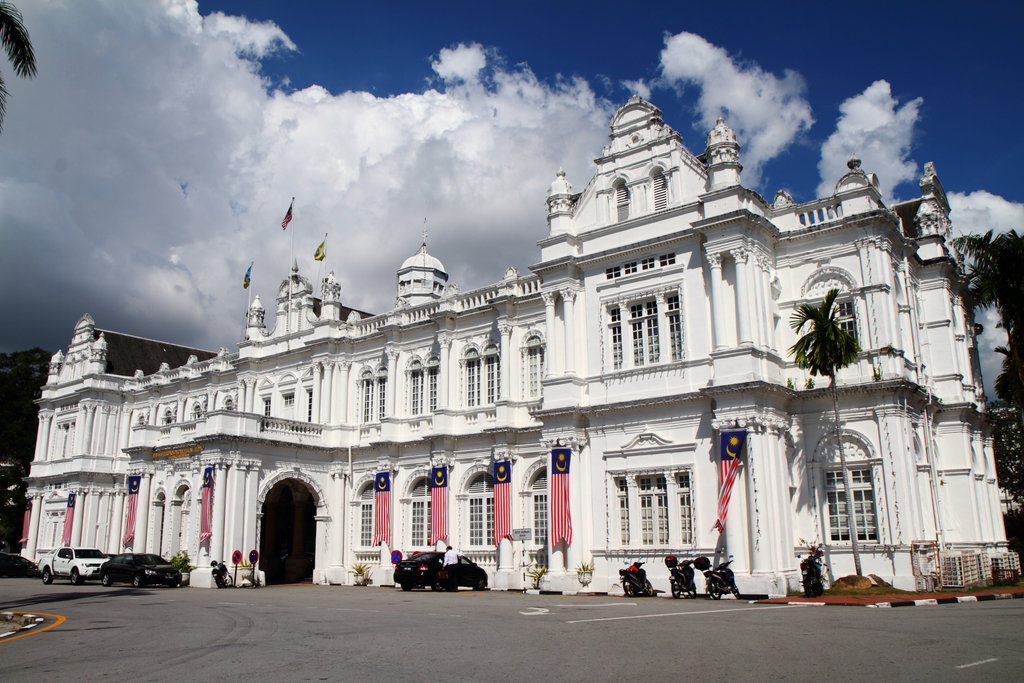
[0,552,41,578]
[393,552,488,591]
[100,553,182,588]
[38,547,108,584]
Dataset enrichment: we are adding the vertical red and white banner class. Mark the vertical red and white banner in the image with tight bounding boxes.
[20,501,31,547]
[712,431,747,533]
[492,461,512,547]
[122,475,141,547]
[429,467,447,546]
[550,448,572,546]
[199,467,214,541]
[372,472,391,547]
[60,493,76,546]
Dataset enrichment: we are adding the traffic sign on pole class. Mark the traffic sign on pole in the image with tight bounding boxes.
[391,550,403,564]
[231,550,242,565]
[249,550,259,564]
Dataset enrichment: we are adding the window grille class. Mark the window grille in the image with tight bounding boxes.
[826,469,878,542]
[360,484,374,546]
[307,390,313,422]
[667,295,683,361]
[284,394,294,407]
[610,307,623,370]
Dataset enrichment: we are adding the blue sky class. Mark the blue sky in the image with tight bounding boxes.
[1,0,1021,394]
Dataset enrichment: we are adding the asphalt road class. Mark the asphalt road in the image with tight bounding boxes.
[1,578,1021,682]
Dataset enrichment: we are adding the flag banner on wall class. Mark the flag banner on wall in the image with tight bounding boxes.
[429,466,447,545]
[122,475,141,547]
[61,493,76,546]
[199,467,214,541]
[550,448,572,546]
[20,501,31,545]
[712,430,747,533]
[493,460,512,546]
[372,472,392,547]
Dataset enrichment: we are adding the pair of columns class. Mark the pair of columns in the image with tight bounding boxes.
[706,247,775,351]
[542,288,579,378]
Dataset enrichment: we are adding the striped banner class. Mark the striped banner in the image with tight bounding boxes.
[429,467,447,546]
[492,461,512,546]
[20,501,31,546]
[199,467,214,541]
[60,493,76,546]
[712,431,746,533]
[550,449,572,546]
[122,475,141,547]
[372,472,391,547]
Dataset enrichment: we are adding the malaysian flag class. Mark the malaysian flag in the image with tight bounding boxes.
[372,472,391,547]
[20,501,31,547]
[550,448,572,546]
[429,466,447,545]
[281,198,294,230]
[493,460,512,546]
[122,475,141,547]
[712,430,747,533]
[199,467,214,541]
[60,493,76,546]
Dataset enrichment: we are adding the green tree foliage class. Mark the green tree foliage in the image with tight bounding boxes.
[789,288,864,574]
[989,401,1024,504]
[0,348,50,549]
[0,2,37,133]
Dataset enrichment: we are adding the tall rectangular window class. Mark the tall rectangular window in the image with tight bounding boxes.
[630,302,660,366]
[667,295,683,361]
[411,370,423,415]
[360,504,373,546]
[631,304,645,366]
[653,173,668,210]
[428,366,438,412]
[678,472,693,545]
[527,343,543,398]
[639,476,668,545]
[533,494,547,549]
[616,184,629,222]
[307,390,313,422]
[485,356,498,404]
[362,381,373,423]
[645,301,660,363]
[469,498,494,546]
[617,478,630,545]
[837,301,858,340]
[411,501,427,547]
[610,307,623,370]
[466,359,480,407]
[826,469,878,542]
[377,378,386,421]
[263,397,271,417]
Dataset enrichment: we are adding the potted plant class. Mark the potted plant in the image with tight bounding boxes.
[575,559,595,588]
[169,551,196,586]
[350,562,373,586]
[525,565,547,590]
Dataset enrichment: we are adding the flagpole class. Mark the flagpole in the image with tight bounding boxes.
[244,261,253,340]
[317,232,328,298]
[287,197,295,333]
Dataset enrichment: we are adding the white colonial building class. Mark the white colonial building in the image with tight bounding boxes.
[22,97,1006,593]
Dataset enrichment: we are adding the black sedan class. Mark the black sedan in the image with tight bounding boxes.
[393,552,488,591]
[100,553,182,588]
[0,552,41,578]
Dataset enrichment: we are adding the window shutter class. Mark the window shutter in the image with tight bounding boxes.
[616,184,629,221]
[468,473,494,494]
[653,173,667,211]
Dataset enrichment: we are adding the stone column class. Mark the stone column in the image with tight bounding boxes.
[745,429,772,575]
[73,406,86,454]
[542,292,557,378]
[239,380,248,414]
[108,490,125,554]
[314,513,329,582]
[337,362,351,424]
[41,413,54,461]
[438,336,452,410]
[26,494,42,559]
[34,414,48,462]
[565,447,583,574]
[311,362,322,423]
[83,489,101,547]
[94,408,109,456]
[71,490,85,547]
[386,348,399,418]
[84,405,97,455]
[757,255,776,350]
[242,463,259,559]
[498,323,512,401]
[561,289,576,375]
[211,463,229,563]
[224,460,244,558]
[330,471,345,572]
[321,363,334,424]
[135,473,153,552]
[118,409,131,454]
[707,252,727,350]
[731,248,753,346]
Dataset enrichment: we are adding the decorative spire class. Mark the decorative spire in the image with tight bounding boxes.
[847,154,862,171]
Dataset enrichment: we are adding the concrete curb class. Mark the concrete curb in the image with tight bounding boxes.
[770,592,1024,608]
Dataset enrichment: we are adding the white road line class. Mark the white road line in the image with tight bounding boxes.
[956,658,998,669]
[555,602,636,608]
[217,602,250,606]
[567,604,795,624]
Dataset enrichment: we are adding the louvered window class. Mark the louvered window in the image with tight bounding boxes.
[616,183,629,221]
[468,473,494,546]
[410,478,431,547]
[653,172,668,210]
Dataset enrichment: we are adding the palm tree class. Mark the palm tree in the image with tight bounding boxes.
[789,288,864,576]
[0,2,37,134]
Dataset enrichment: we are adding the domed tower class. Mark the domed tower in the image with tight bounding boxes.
[397,242,448,306]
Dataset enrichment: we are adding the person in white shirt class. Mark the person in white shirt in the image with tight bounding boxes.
[442,546,460,591]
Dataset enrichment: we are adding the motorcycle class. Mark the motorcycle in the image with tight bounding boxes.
[664,556,697,599]
[694,556,740,600]
[800,544,825,597]
[211,561,233,589]
[619,560,654,597]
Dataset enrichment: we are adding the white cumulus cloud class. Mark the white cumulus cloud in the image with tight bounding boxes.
[431,43,488,84]
[658,31,814,185]
[817,80,922,203]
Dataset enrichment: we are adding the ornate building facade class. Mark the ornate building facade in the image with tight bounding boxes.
[22,97,1005,592]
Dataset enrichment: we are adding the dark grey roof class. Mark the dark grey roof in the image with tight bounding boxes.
[94,329,217,377]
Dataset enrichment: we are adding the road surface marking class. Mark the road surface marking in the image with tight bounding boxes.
[556,603,636,608]
[567,604,794,624]
[520,607,550,616]
[956,658,998,669]
[0,612,66,644]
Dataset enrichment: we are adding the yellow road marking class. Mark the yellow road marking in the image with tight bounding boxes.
[0,612,66,643]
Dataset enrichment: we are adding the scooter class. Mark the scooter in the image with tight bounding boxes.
[694,556,740,600]
[619,560,654,597]
[211,561,233,588]
[664,556,697,599]
[800,544,825,597]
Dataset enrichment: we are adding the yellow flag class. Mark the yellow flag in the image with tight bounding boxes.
[313,239,326,262]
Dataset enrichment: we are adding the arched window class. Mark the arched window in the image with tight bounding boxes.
[409,478,431,548]
[375,366,388,421]
[525,336,544,399]
[359,484,375,546]
[483,344,500,404]
[530,469,548,555]
[652,169,668,211]
[361,369,374,423]
[465,348,480,408]
[615,181,629,222]
[162,409,174,425]
[192,403,202,420]
[409,360,424,416]
[224,396,235,411]
[426,356,440,412]
[467,473,494,547]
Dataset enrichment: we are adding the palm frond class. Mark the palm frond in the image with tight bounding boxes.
[0,3,36,78]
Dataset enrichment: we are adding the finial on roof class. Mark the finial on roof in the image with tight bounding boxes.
[422,217,428,247]
[848,154,862,171]
[291,256,298,273]
[557,167,565,178]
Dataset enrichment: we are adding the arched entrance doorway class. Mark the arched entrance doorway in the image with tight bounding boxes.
[260,479,317,584]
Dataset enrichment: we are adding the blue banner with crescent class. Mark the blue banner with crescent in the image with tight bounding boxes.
[202,466,213,488]
[721,431,747,462]
[376,471,391,492]
[493,460,511,484]
[66,492,76,508]
[430,466,447,489]
[128,475,141,495]
[552,448,571,474]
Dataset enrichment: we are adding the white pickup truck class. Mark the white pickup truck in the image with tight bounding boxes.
[38,547,109,585]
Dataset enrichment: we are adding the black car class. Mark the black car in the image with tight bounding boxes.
[0,552,41,578]
[393,552,488,592]
[100,553,182,588]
